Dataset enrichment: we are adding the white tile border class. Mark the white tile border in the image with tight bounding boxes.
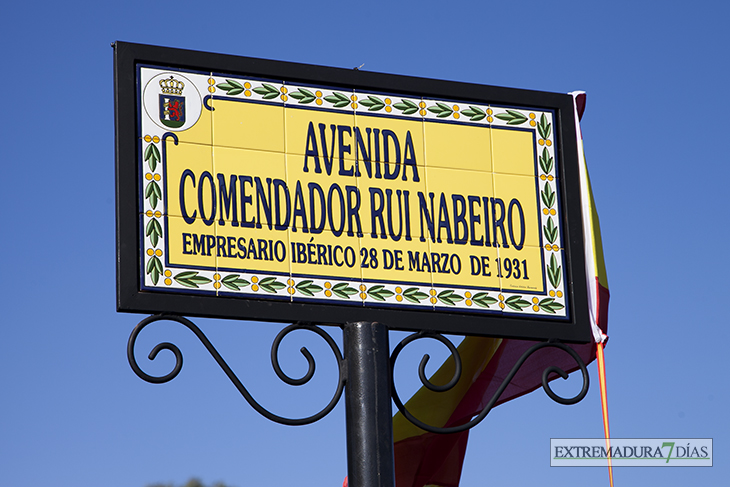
[138,66,568,318]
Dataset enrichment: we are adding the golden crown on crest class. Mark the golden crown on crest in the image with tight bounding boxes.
[159,76,185,95]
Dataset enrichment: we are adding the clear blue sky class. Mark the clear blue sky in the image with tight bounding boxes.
[1,1,727,486]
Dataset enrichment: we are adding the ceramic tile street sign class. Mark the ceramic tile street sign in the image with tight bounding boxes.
[115,42,591,342]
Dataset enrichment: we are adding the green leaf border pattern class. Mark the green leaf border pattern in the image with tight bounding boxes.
[437,289,463,306]
[142,141,163,210]
[288,87,317,104]
[367,285,395,301]
[360,95,386,111]
[145,218,163,247]
[504,295,531,311]
[537,113,552,141]
[427,102,454,118]
[531,110,563,309]
[402,287,429,304]
[220,274,250,291]
[294,279,323,296]
[538,297,565,314]
[146,254,163,285]
[471,292,498,308]
[216,79,245,96]
[330,282,359,299]
[144,141,160,172]
[252,83,281,100]
[143,137,163,252]
[547,253,562,289]
[495,109,528,125]
[539,147,554,174]
[207,77,568,151]
[543,216,558,245]
[174,271,213,289]
[392,99,419,115]
[323,92,351,108]
[142,136,166,287]
[256,277,286,293]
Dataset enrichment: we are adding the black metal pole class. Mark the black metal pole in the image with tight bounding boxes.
[343,321,395,487]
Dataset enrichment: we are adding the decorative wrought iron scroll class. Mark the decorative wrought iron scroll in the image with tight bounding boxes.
[390,331,590,434]
[128,317,588,433]
[127,314,346,426]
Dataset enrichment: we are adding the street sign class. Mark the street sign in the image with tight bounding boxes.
[115,41,591,342]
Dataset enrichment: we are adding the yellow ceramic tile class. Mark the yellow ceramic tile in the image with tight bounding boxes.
[423,167,495,244]
[286,152,361,237]
[214,220,290,276]
[163,141,213,218]
[173,101,213,147]
[212,97,285,152]
[491,173,542,250]
[488,172,545,295]
[428,233,502,290]
[354,113,425,174]
[493,174,559,293]
[289,228,362,283]
[427,243,501,290]
[359,229,432,287]
[285,105,355,161]
[422,167,500,290]
[356,162,427,242]
[165,214,219,271]
[491,127,536,176]
[424,121,492,172]
[168,145,291,277]
[213,145,288,176]
[495,244,545,294]
[212,145,288,230]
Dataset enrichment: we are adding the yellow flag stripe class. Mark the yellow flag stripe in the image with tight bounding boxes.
[393,337,502,443]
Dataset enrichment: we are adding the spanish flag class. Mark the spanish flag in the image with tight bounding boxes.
[392,92,609,487]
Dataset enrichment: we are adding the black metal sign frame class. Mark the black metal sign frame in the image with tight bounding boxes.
[115,41,591,343]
